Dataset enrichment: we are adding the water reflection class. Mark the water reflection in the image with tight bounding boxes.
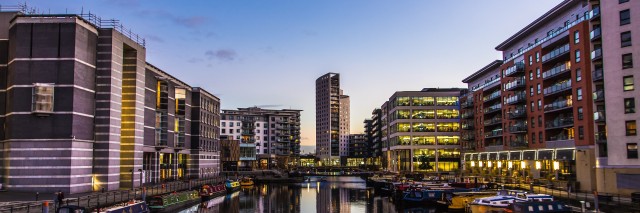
[177,176,440,213]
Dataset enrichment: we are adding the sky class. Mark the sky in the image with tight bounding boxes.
[13,0,562,153]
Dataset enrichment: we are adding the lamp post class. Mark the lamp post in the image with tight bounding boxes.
[138,169,143,188]
[130,169,134,190]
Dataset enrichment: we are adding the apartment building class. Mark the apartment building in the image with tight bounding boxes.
[0,9,220,193]
[346,134,366,166]
[589,0,640,194]
[220,107,302,170]
[462,0,601,192]
[380,88,465,173]
[190,88,221,179]
[316,73,350,166]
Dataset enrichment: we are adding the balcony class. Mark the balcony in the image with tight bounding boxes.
[483,91,501,103]
[504,77,526,91]
[545,117,574,130]
[542,44,570,63]
[593,90,605,102]
[543,80,572,96]
[462,134,475,141]
[509,123,527,133]
[595,132,607,143]
[461,111,474,119]
[241,131,255,136]
[485,129,503,139]
[590,27,601,41]
[542,62,571,80]
[462,146,477,152]
[505,92,526,105]
[484,104,502,115]
[594,111,606,123]
[462,123,474,130]
[484,116,502,127]
[591,48,602,61]
[592,70,604,84]
[590,6,600,21]
[461,100,474,109]
[508,107,527,119]
[544,99,572,113]
[510,138,528,148]
[504,62,525,77]
[548,133,573,142]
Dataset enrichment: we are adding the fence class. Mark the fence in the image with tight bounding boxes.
[0,176,224,213]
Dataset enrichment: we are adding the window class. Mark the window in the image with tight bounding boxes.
[575,50,581,63]
[529,55,533,65]
[536,52,540,62]
[536,68,540,78]
[621,31,632,47]
[538,116,542,127]
[620,0,629,3]
[531,133,536,143]
[578,107,584,120]
[576,69,582,82]
[221,129,226,134]
[624,75,635,91]
[539,132,543,143]
[537,83,541,94]
[236,129,240,133]
[32,83,54,113]
[531,102,535,112]
[574,30,580,44]
[628,143,638,159]
[530,86,534,97]
[537,99,542,110]
[620,9,630,25]
[626,120,637,136]
[626,98,636,113]
[531,117,535,128]
[221,122,226,127]
[623,53,633,69]
[577,88,583,101]
[230,122,234,127]
[578,126,584,139]
[529,71,534,80]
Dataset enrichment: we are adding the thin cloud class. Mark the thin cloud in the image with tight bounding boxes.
[205,49,237,61]
[138,9,209,29]
[145,34,164,43]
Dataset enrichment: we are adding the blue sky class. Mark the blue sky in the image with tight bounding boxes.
[15,0,561,152]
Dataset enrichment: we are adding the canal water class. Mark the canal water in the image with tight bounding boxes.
[175,176,442,213]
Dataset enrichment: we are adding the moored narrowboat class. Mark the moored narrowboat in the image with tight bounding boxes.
[148,190,199,213]
[200,183,226,201]
[225,179,240,192]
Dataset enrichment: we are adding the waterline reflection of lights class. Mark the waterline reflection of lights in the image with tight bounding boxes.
[307,183,310,192]
[316,182,320,193]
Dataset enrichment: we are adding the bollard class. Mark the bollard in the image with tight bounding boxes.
[42,201,49,213]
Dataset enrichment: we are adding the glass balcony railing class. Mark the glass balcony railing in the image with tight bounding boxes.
[461,100,474,109]
[471,78,500,92]
[484,104,502,114]
[504,62,525,77]
[594,111,606,122]
[592,69,603,82]
[485,129,503,138]
[544,99,572,112]
[508,107,527,119]
[505,77,526,91]
[505,92,526,105]
[462,134,475,141]
[548,133,573,142]
[543,80,572,96]
[545,117,574,129]
[483,116,502,126]
[510,138,528,148]
[461,111,474,119]
[542,62,571,79]
[483,91,501,102]
[591,48,602,61]
[462,123,474,130]
[542,44,570,63]
[590,27,601,41]
[509,123,527,133]
[590,6,600,20]
[593,90,605,102]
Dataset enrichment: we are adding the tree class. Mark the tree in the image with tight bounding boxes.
[415,155,434,171]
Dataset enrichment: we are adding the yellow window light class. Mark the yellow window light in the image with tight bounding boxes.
[508,161,513,169]
[535,161,541,170]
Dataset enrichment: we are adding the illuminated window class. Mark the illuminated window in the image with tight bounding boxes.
[436,122,459,132]
[412,97,435,106]
[412,109,435,119]
[413,123,435,132]
[395,97,411,106]
[624,75,634,91]
[412,136,436,145]
[436,109,459,119]
[32,83,54,113]
[437,136,460,145]
[436,97,459,106]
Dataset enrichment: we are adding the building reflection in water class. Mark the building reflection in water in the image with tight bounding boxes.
[178,176,440,213]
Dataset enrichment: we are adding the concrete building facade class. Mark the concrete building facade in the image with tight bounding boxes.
[316,73,350,166]
[220,107,302,170]
[0,9,221,193]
